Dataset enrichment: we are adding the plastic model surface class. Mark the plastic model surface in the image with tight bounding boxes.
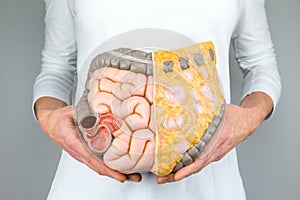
[76,42,225,176]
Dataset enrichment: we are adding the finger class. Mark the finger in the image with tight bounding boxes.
[211,147,232,163]
[174,152,212,181]
[81,152,127,183]
[170,130,226,182]
[89,160,127,183]
[156,173,175,184]
[66,128,127,182]
[78,144,127,183]
[126,173,142,182]
[173,162,198,181]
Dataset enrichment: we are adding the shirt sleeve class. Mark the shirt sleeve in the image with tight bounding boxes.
[32,0,77,121]
[231,0,282,119]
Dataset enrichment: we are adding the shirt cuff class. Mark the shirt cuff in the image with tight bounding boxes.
[32,85,72,122]
[241,70,282,120]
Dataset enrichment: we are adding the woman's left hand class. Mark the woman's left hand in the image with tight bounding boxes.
[157,93,272,184]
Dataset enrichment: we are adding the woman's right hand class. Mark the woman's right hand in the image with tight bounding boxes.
[35,97,141,183]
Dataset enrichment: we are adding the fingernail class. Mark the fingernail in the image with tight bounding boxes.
[174,174,185,181]
[175,176,183,181]
[126,174,142,182]
[127,177,140,182]
[158,174,175,184]
[157,179,167,185]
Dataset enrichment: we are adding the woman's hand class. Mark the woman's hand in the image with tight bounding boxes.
[157,92,273,184]
[35,97,142,183]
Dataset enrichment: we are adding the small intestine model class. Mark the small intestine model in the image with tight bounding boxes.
[76,42,225,176]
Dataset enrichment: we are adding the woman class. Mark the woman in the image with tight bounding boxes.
[33,0,281,199]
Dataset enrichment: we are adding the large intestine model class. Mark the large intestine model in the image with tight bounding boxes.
[76,42,225,176]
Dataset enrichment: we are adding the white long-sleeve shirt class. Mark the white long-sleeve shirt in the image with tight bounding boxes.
[33,0,281,199]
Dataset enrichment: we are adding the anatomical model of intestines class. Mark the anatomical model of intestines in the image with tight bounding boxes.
[76,42,225,176]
